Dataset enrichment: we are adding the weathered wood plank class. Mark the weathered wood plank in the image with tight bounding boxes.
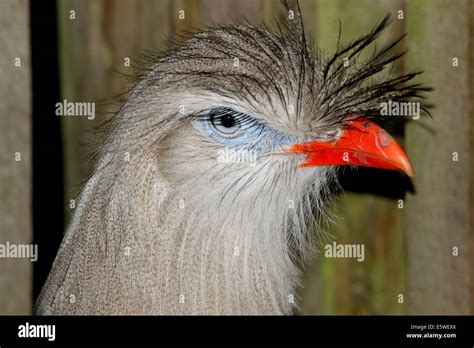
[405,0,471,314]
[470,0,474,315]
[0,0,32,314]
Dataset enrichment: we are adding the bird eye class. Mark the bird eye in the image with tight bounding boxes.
[210,111,241,136]
[196,107,273,147]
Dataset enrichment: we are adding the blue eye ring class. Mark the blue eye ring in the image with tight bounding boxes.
[195,107,265,145]
[194,107,299,151]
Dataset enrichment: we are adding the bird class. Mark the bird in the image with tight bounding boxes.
[36,3,430,315]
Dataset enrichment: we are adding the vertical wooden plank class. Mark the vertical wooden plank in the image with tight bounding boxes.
[405,0,471,314]
[0,0,32,314]
[200,0,261,25]
[470,0,474,315]
[298,0,407,315]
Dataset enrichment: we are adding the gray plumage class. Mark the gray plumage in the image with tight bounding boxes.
[36,7,429,315]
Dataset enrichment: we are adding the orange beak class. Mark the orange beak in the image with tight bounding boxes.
[288,118,414,177]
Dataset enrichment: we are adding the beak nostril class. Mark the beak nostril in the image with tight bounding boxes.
[309,128,342,142]
[377,128,392,148]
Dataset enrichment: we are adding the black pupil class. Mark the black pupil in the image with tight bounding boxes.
[220,115,235,128]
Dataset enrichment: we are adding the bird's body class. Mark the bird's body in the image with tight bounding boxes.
[36,7,428,315]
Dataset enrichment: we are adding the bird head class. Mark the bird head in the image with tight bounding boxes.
[113,12,428,223]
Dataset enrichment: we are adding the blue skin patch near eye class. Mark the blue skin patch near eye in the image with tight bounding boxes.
[196,107,298,153]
